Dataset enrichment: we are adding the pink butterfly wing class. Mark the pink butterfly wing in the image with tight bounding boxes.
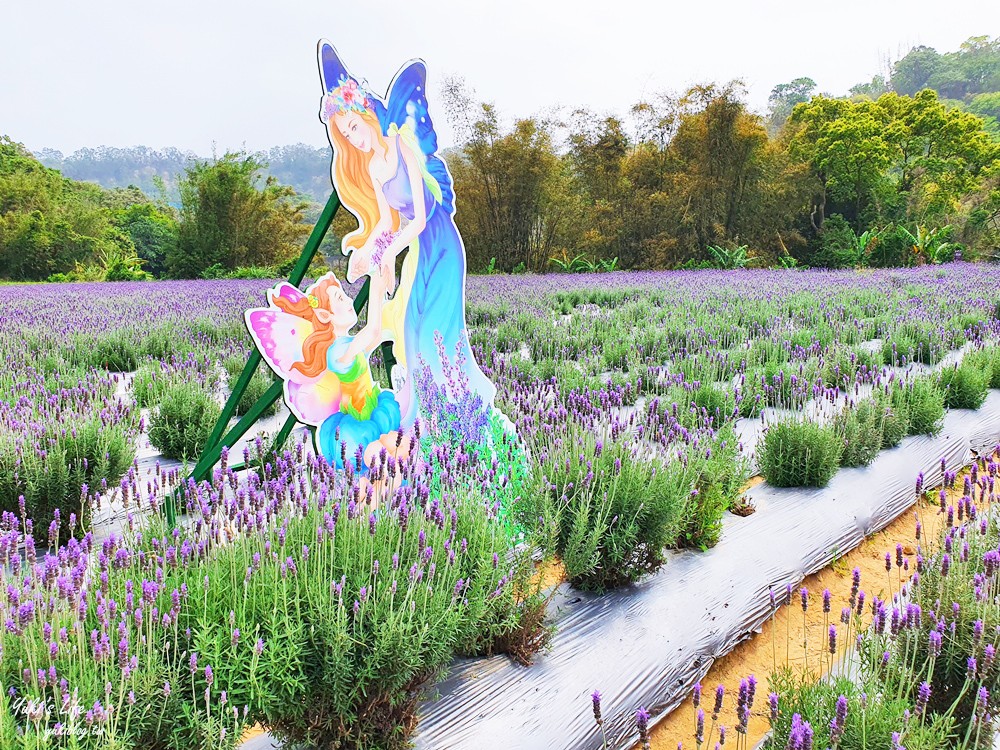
[245,309,311,382]
[245,306,344,426]
[268,283,306,308]
[286,372,343,427]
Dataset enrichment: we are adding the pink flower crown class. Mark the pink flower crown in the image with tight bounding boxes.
[320,75,372,123]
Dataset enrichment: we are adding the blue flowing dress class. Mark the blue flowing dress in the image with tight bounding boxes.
[381,148,497,430]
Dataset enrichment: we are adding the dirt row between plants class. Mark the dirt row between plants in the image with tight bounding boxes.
[639,454,993,750]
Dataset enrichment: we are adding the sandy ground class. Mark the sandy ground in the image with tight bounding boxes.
[640,460,992,750]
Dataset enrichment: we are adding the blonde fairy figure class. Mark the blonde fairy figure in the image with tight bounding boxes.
[317,41,499,441]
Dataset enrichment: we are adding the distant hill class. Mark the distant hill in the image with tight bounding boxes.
[35,144,335,204]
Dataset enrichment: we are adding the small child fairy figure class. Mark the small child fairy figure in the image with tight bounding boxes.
[245,267,410,474]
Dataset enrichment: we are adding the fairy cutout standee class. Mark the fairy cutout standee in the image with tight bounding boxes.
[176,40,509,523]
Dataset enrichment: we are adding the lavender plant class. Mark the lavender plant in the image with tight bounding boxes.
[758,420,843,487]
[0,432,541,750]
[147,381,221,461]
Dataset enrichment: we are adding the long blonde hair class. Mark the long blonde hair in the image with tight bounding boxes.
[328,108,401,253]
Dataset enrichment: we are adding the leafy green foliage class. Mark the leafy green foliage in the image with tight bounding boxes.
[0,380,135,541]
[890,376,945,435]
[222,356,280,417]
[758,420,843,487]
[936,360,990,409]
[148,382,221,460]
[965,345,1000,388]
[169,151,309,279]
[528,434,690,591]
[833,399,884,466]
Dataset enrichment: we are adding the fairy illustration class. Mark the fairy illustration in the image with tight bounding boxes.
[316,40,498,435]
[245,267,409,474]
[244,41,513,475]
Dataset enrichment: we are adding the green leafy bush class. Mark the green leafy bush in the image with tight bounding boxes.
[679,425,749,549]
[881,330,938,366]
[223,356,280,417]
[832,398,884,466]
[964,345,1000,389]
[527,433,690,591]
[872,389,908,448]
[812,214,860,268]
[890,376,945,435]
[148,382,221,460]
[0,440,542,750]
[936,360,989,410]
[0,410,134,541]
[690,383,737,428]
[758,420,843,487]
[91,329,142,371]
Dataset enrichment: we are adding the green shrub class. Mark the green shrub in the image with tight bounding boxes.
[872,389,908,448]
[131,361,179,408]
[140,325,179,359]
[936,360,989,410]
[0,411,134,541]
[820,346,882,390]
[527,433,689,592]
[679,425,749,549]
[882,330,937,366]
[758,420,843,487]
[0,440,540,750]
[223,356,280,417]
[891,376,944,435]
[148,382,221,460]
[812,214,859,268]
[690,383,737,428]
[92,329,141,371]
[833,398,884,466]
[964,345,1000,389]
[864,223,916,268]
[737,370,766,418]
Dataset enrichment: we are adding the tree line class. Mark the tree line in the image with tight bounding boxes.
[2,36,998,281]
[444,35,1000,272]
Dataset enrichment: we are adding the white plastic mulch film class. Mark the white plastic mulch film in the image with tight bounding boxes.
[411,392,1000,750]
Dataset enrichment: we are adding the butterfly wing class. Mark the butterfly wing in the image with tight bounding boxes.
[245,308,312,383]
[245,307,344,426]
[375,60,454,214]
[286,373,343,428]
[268,283,307,309]
[318,40,352,95]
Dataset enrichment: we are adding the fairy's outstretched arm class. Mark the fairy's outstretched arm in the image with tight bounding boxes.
[377,135,427,268]
[347,179,395,283]
[340,266,391,363]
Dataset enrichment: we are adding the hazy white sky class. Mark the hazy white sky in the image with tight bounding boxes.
[2,0,997,155]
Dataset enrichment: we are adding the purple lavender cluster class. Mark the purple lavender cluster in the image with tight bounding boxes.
[413,332,489,446]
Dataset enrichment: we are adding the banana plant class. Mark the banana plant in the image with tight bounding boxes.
[597,256,619,272]
[899,224,953,264]
[854,225,885,264]
[549,250,587,272]
[707,244,748,270]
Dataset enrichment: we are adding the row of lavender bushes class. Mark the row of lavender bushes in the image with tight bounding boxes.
[4,269,998,543]
[758,346,1000,488]
[593,453,1000,749]
[0,428,551,749]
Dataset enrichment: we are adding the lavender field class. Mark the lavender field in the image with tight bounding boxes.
[1,265,999,749]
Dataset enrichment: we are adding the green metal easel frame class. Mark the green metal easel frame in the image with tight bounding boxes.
[165,191,397,525]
